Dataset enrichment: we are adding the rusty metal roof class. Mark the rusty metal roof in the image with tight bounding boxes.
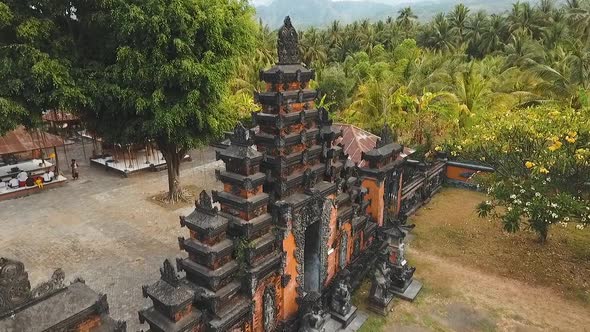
[0,127,64,155]
[334,124,416,167]
[42,111,80,122]
[334,124,379,167]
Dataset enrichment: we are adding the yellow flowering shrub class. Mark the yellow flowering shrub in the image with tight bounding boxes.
[447,104,590,241]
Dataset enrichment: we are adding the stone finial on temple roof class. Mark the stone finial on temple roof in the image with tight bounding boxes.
[159,259,180,287]
[196,190,216,213]
[230,122,252,146]
[377,125,394,148]
[277,16,300,65]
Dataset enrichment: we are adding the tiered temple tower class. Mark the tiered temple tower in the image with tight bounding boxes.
[139,16,409,331]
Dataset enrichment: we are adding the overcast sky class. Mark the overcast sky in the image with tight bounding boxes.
[251,0,442,4]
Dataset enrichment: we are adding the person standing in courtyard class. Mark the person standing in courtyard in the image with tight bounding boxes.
[71,159,79,180]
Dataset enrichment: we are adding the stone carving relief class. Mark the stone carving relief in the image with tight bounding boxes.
[277,16,300,65]
[263,285,277,332]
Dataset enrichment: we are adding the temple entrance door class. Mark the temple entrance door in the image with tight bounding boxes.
[304,220,321,293]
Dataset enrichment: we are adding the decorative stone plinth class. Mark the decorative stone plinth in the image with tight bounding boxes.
[391,279,422,301]
[367,292,395,316]
[331,305,358,328]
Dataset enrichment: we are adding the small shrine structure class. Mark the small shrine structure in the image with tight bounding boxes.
[0,257,126,331]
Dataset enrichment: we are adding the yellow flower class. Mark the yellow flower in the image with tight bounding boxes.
[568,131,577,138]
[565,136,576,143]
[548,140,563,151]
[434,146,442,152]
[525,161,535,169]
[539,167,550,174]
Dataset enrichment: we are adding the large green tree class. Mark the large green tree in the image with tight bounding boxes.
[90,0,257,201]
[0,0,85,135]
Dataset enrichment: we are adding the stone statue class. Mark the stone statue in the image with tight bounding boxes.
[299,293,327,332]
[390,264,416,291]
[299,306,326,332]
[371,259,392,301]
[330,278,352,316]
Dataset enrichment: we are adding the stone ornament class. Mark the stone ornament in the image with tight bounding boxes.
[278,16,301,65]
[0,258,32,314]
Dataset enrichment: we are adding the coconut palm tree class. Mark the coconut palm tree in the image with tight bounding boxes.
[397,7,418,29]
[448,4,471,44]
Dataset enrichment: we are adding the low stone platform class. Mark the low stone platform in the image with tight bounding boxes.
[391,279,423,301]
[368,293,395,316]
[324,309,368,332]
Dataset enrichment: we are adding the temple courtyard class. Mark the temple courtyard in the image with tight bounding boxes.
[0,143,589,331]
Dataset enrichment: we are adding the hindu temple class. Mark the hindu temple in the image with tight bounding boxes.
[136,17,447,332]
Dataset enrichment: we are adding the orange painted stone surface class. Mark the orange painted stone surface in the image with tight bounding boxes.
[362,178,385,226]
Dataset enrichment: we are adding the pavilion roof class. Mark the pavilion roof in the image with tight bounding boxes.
[0,127,64,155]
[42,111,80,123]
[334,124,415,167]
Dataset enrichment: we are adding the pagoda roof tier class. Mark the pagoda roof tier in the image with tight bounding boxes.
[270,163,326,197]
[180,208,229,241]
[256,89,318,107]
[262,145,322,169]
[216,144,263,163]
[246,233,279,267]
[337,205,353,224]
[365,220,377,237]
[207,294,251,332]
[259,64,315,83]
[178,258,238,292]
[212,190,269,213]
[178,237,234,268]
[226,212,273,240]
[359,158,405,182]
[283,181,338,209]
[215,170,266,189]
[138,306,202,332]
[246,251,282,285]
[253,109,319,129]
[187,281,242,317]
[362,142,404,165]
[254,127,319,149]
[335,192,351,207]
[352,215,369,235]
[141,278,194,320]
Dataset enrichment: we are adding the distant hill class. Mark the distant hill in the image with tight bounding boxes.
[254,0,536,28]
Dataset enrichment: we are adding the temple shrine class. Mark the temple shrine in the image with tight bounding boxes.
[137,17,447,332]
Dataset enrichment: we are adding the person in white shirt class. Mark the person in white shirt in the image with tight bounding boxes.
[16,170,27,183]
[42,169,54,182]
[8,177,19,188]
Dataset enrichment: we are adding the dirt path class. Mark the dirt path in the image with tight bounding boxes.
[386,249,590,331]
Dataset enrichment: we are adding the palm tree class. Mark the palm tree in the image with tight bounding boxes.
[397,7,418,29]
[423,13,457,53]
[448,4,471,44]
[465,11,489,58]
[566,0,590,46]
[508,1,542,37]
[479,14,508,55]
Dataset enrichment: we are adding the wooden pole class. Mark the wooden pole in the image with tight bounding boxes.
[63,143,69,170]
[54,146,59,174]
[81,134,87,161]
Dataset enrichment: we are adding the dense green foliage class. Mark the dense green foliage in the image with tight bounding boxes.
[234,0,590,240]
[0,0,257,201]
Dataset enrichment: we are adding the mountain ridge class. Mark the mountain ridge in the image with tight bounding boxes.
[255,0,534,28]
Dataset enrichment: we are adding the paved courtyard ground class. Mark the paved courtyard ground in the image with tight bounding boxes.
[0,141,221,331]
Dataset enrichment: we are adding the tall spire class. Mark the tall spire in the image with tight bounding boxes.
[277,16,300,65]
